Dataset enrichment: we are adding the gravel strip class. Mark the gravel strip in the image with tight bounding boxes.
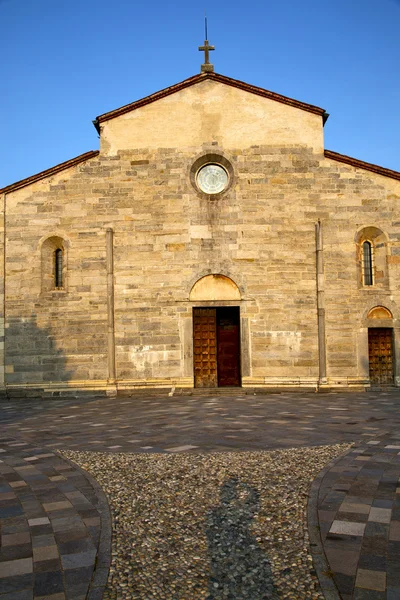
[61,445,349,600]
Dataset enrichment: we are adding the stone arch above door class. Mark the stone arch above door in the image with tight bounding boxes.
[362,304,396,328]
[367,306,393,320]
[189,274,241,301]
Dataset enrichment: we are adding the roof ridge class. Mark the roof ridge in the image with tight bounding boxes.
[0,150,100,195]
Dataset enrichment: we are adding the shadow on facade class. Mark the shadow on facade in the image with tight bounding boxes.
[206,478,278,599]
[5,315,73,385]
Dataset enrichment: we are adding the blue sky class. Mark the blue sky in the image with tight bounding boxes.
[1,0,399,188]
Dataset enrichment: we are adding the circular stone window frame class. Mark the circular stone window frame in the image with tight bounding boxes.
[190,153,234,200]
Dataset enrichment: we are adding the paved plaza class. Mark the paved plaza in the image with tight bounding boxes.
[0,390,400,599]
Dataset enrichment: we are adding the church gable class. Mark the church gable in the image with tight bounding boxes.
[1,65,400,395]
[97,75,326,156]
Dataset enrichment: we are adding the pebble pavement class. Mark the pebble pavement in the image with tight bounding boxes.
[0,389,400,599]
[61,445,349,599]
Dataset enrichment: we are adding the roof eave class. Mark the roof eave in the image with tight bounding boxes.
[325,150,400,182]
[0,150,100,195]
[93,119,101,135]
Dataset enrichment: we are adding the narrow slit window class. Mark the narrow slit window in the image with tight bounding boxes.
[363,241,373,286]
[55,248,63,288]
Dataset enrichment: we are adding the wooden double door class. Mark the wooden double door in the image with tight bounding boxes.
[193,307,241,388]
[368,328,394,385]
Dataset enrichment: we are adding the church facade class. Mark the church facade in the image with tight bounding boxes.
[1,68,400,396]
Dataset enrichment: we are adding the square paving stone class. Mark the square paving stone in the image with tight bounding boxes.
[61,549,96,570]
[333,483,352,492]
[64,491,88,502]
[358,554,386,571]
[372,499,393,508]
[368,507,392,523]
[350,484,379,497]
[76,508,98,519]
[329,520,366,536]
[43,501,73,512]
[337,512,369,523]
[34,558,61,573]
[325,548,359,576]
[4,473,24,483]
[356,569,386,591]
[392,507,400,520]
[0,590,33,600]
[34,570,64,596]
[353,590,386,599]
[0,504,24,518]
[0,543,32,562]
[0,573,34,595]
[54,526,89,543]
[1,531,30,546]
[30,520,53,534]
[83,517,100,527]
[28,517,50,527]
[32,534,56,548]
[87,527,100,545]
[387,560,400,587]
[361,535,388,555]
[0,492,17,500]
[0,557,33,578]
[51,517,85,533]
[333,572,355,596]
[58,538,95,556]
[389,521,400,541]
[33,546,59,562]
[339,502,371,515]
[64,565,93,588]
[364,522,389,538]
[388,540,400,560]
[87,588,105,600]
[376,488,396,500]
[1,518,28,534]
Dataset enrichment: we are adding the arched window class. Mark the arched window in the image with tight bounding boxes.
[54,249,63,288]
[40,235,68,294]
[355,227,388,289]
[362,241,373,286]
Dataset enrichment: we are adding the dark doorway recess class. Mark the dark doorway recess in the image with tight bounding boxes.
[193,307,241,388]
[368,327,394,385]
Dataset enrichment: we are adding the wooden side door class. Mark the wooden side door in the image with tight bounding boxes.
[193,308,217,388]
[217,307,241,387]
[368,328,394,385]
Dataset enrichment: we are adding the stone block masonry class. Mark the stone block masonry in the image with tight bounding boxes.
[1,77,400,393]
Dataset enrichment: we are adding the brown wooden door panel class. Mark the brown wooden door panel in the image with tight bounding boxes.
[368,328,394,385]
[217,308,241,387]
[193,308,217,388]
[193,307,241,388]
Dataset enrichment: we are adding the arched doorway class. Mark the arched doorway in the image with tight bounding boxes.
[190,275,241,388]
[367,306,394,385]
